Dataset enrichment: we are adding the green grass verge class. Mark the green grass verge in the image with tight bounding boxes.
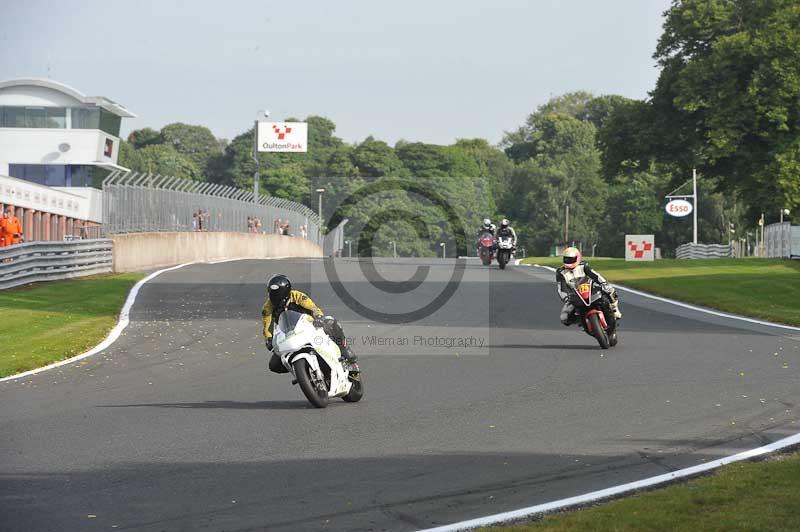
[521,257,800,326]
[485,450,800,532]
[0,273,144,377]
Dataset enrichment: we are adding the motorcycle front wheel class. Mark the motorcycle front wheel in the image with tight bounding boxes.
[342,375,364,403]
[587,313,610,349]
[294,358,329,408]
[498,251,508,269]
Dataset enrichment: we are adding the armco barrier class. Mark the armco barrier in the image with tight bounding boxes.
[676,243,733,259]
[110,232,323,272]
[0,239,113,290]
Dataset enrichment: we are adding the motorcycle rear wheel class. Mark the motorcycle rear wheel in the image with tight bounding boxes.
[588,313,610,349]
[294,358,329,408]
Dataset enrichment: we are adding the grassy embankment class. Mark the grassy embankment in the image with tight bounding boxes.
[486,450,800,532]
[521,257,800,326]
[0,273,144,377]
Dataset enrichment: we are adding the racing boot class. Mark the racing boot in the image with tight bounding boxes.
[341,344,360,379]
[611,300,622,320]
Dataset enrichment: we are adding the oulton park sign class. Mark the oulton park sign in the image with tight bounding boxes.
[257,122,308,153]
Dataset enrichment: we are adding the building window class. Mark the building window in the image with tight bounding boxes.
[99,110,121,136]
[1,107,26,127]
[46,107,67,128]
[71,108,100,129]
[0,106,67,128]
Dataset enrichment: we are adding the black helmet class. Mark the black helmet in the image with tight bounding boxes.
[267,274,292,307]
[500,218,509,228]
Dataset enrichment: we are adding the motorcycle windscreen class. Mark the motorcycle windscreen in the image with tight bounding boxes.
[277,309,308,333]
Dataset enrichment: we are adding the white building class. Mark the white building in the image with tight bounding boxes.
[0,78,135,187]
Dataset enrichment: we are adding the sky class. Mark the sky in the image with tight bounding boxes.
[1,0,672,146]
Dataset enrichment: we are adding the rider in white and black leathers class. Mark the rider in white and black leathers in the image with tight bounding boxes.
[556,246,622,326]
[478,218,496,237]
[496,219,517,248]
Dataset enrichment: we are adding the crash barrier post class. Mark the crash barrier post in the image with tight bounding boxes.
[0,239,112,290]
[102,171,322,244]
[675,243,734,259]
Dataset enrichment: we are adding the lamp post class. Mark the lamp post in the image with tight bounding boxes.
[439,242,446,259]
[345,239,352,257]
[315,188,325,225]
[780,208,790,223]
[253,110,270,202]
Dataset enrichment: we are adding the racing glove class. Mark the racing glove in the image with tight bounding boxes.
[313,316,325,329]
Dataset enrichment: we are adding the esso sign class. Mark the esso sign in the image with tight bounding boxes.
[666,199,693,217]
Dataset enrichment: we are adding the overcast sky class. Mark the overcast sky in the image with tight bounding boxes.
[1,0,671,145]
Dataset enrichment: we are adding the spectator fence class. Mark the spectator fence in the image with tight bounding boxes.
[102,171,321,243]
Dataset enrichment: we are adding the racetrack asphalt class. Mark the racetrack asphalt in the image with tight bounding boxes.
[1,258,799,531]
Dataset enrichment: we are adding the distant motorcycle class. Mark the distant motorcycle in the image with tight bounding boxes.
[478,232,496,266]
[496,235,514,269]
[273,310,363,408]
[567,276,619,349]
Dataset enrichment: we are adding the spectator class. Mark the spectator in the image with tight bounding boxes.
[2,207,23,246]
[255,217,262,233]
[192,212,199,231]
[282,222,291,236]
[300,225,307,239]
[275,218,283,234]
[247,216,255,233]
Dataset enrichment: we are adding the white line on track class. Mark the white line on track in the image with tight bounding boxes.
[0,256,301,383]
[417,431,800,531]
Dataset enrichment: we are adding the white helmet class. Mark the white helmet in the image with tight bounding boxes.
[500,219,509,228]
[482,218,492,228]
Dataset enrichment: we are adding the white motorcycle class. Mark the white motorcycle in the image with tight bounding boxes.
[496,236,514,270]
[273,310,363,408]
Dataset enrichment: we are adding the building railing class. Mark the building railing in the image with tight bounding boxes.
[102,171,322,243]
[0,239,112,290]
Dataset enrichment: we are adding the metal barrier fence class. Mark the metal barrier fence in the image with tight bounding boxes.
[324,219,348,257]
[102,172,322,243]
[676,243,733,259]
[0,239,113,290]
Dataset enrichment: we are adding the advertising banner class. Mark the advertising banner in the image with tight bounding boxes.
[625,234,655,261]
[257,122,308,153]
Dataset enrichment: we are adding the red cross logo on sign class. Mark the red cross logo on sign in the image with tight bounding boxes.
[272,125,293,140]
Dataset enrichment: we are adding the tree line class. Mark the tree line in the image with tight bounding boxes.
[117,0,799,257]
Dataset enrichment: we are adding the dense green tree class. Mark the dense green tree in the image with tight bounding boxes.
[352,137,409,178]
[160,123,222,170]
[651,0,800,219]
[127,127,162,149]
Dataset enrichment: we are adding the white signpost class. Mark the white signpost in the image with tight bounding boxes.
[256,122,308,153]
[625,234,655,261]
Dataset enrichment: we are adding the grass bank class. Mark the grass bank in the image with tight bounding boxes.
[521,257,800,326]
[486,450,800,532]
[0,273,144,378]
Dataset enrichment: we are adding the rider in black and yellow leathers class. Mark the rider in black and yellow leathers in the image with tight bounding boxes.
[262,274,357,374]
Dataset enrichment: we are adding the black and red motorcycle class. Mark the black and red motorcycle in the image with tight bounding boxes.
[568,276,619,349]
[478,232,496,266]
